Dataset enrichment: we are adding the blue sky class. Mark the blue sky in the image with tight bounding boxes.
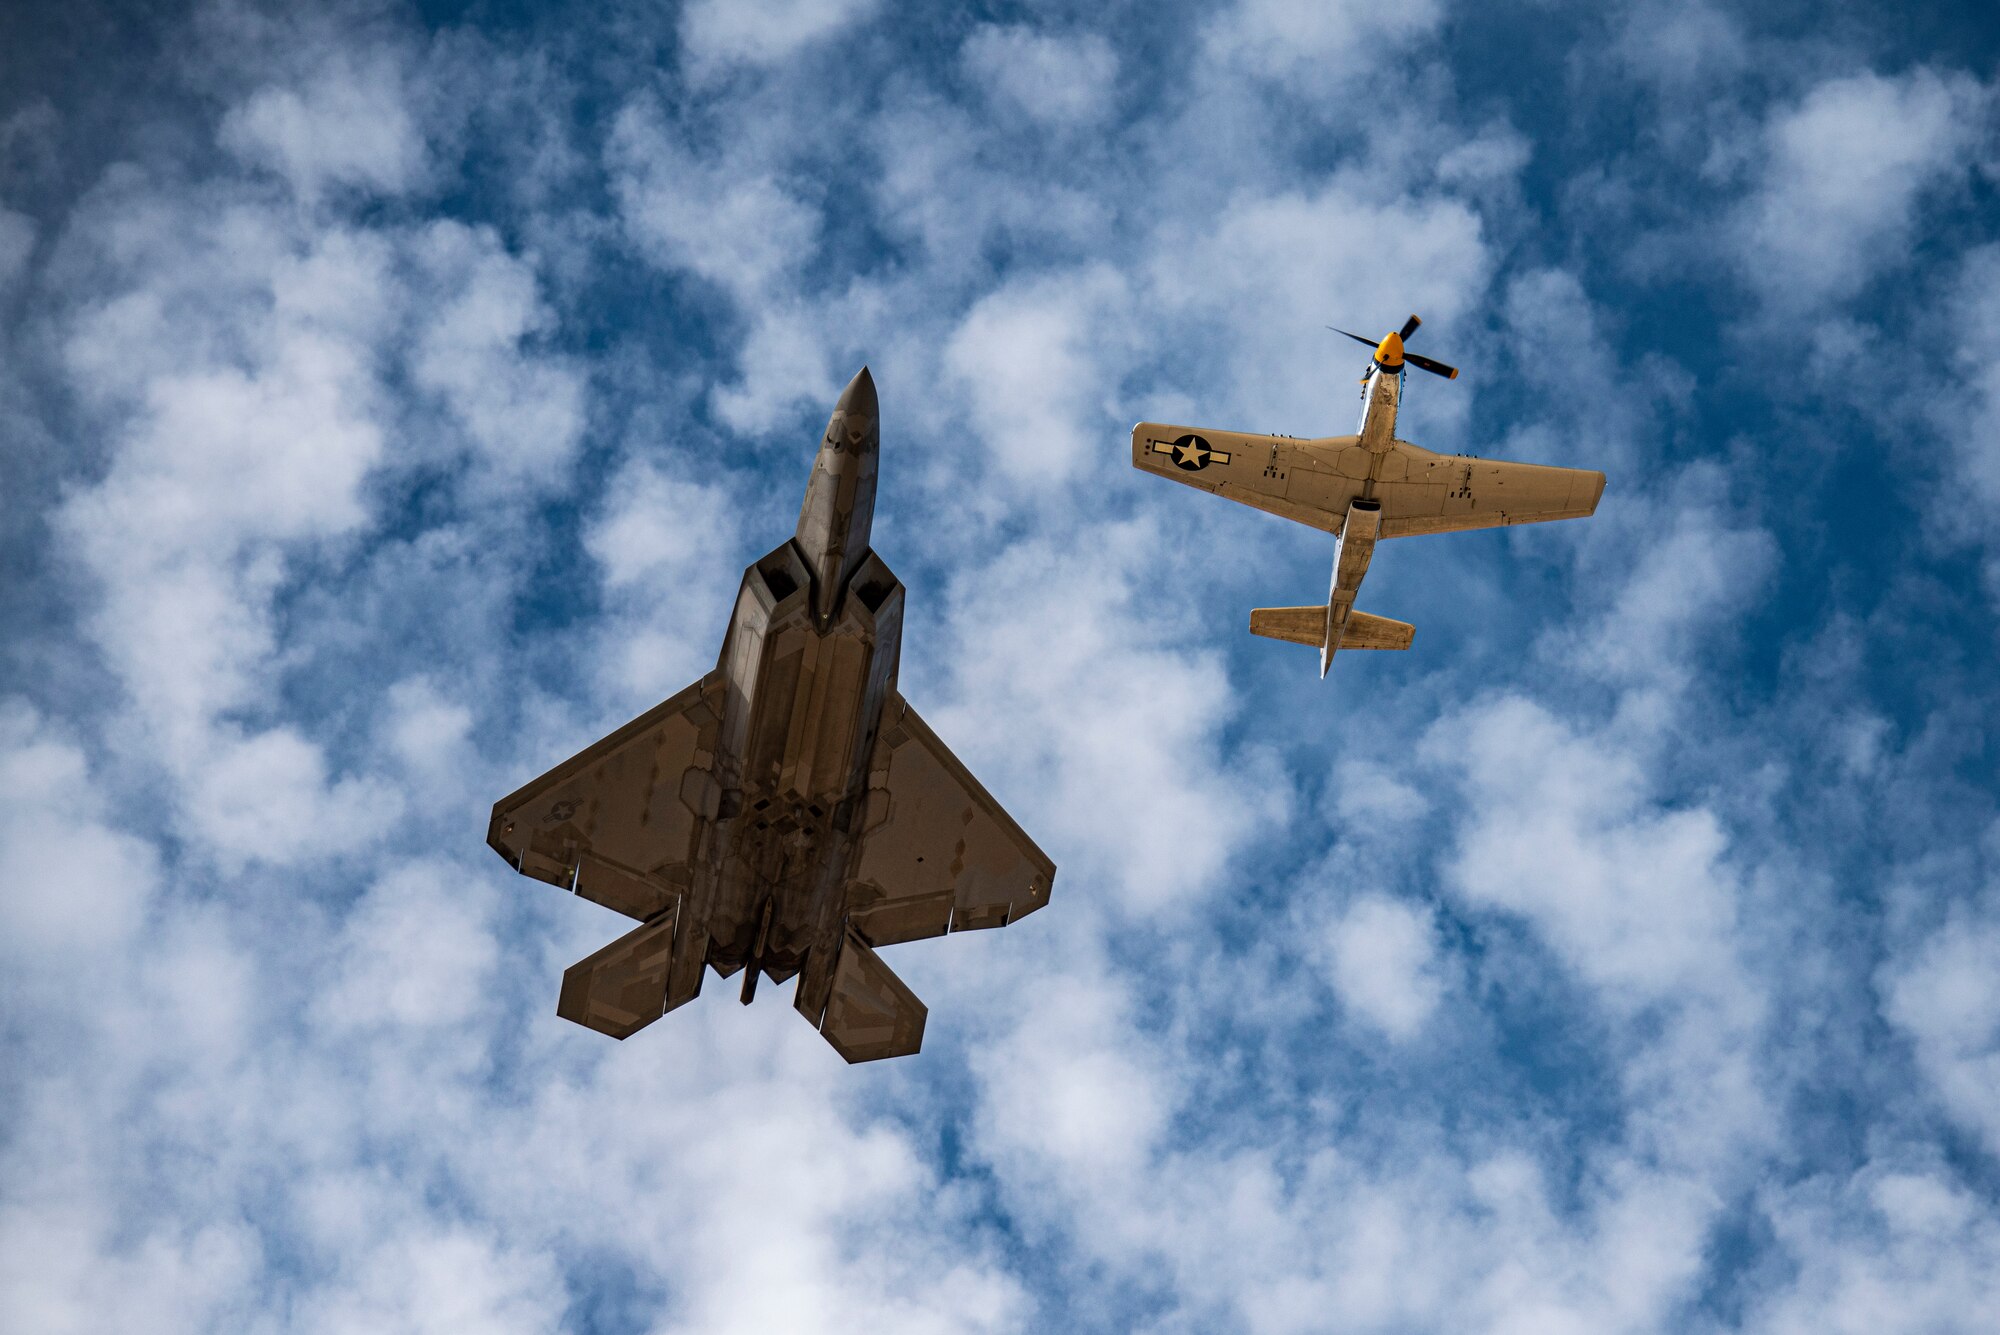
[4,0,2000,1330]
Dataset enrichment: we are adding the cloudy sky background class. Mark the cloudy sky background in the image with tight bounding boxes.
[4,0,2000,1329]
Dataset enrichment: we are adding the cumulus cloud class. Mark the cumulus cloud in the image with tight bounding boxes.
[1143,181,1489,430]
[1437,696,1743,1005]
[1751,1164,2000,1332]
[1928,244,2000,597]
[1202,0,1445,89]
[9,2,2000,1331]
[679,0,881,79]
[0,703,157,969]
[609,100,822,301]
[584,456,746,700]
[406,220,585,491]
[1324,894,1446,1040]
[1611,0,1749,93]
[1882,905,2000,1155]
[960,25,1120,127]
[928,517,1289,915]
[219,51,429,201]
[1734,68,1990,311]
[943,264,1133,484]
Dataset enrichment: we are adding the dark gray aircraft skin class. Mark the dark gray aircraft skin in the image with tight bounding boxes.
[488,368,1055,1061]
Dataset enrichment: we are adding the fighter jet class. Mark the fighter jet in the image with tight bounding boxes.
[1133,316,1606,676]
[489,368,1055,1061]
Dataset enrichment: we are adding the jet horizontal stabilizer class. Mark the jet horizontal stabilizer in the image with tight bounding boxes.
[813,925,928,1063]
[557,907,680,1040]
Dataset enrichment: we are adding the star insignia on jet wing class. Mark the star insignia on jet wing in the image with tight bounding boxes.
[1170,434,1216,471]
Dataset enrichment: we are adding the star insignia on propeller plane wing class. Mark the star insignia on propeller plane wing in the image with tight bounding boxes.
[1150,433,1231,471]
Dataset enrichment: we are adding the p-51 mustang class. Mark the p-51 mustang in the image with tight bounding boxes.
[1133,316,1605,676]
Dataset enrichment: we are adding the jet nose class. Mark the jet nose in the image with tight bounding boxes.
[834,365,877,420]
[823,366,878,452]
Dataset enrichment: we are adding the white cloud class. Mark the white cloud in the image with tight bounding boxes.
[1435,696,1741,1004]
[1735,68,1989,310]
[679,0,881,78]
[862,86,1111,281]
[407,220,585,491]
[1324,894,1446,1040]
[584,456,745,701]
[57,215,395,761]
[183,726,403,869]
[1611,0,1748,94]
[289,1226,566,1335]
[961,25,1120,127]
[1929,244,2000,597]
[1202,0,1444,89]
[1143,182,1489,431]
[380,676,476,778]
[1554,492,1777,692]
[943,264,1133,484]
[1942,246,2000,509]
[219,53,428,201]
[610,102,822,300]
[1328,759,1431,828]
[928,518,1289,916]
[320,861,500,1036]
[1882,907,2000,1155]
[606,98,830,427]
[1751,1164,2000,1332]
[973,976,1168,1189]
[0,702,157,968]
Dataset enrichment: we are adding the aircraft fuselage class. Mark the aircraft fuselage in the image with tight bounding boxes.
[1356,356,1403,456]
[699,371,901,1010]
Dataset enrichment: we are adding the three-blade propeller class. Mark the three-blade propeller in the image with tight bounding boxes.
[1327,315,1461,380]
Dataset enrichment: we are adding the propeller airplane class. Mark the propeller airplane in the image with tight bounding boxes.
[1133,315,1605,677]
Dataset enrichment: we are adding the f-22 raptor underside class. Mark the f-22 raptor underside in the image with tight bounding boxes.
[489,369,1055,1062]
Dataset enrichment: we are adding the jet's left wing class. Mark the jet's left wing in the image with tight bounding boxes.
[487,671,726,921]
[488,672,727,1038]
[842,694,1056,948]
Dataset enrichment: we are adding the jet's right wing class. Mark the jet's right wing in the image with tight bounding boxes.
[843,694,1056,948]
[1132,422,1604,537]
[798,695,1053,1063]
